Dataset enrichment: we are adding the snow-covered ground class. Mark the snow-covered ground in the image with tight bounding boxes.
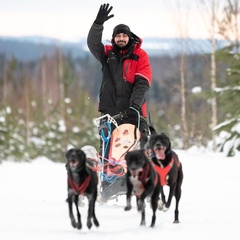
[0,148,240,240]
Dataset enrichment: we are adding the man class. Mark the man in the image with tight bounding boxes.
[87,4,152,197]
[87,3,152,131]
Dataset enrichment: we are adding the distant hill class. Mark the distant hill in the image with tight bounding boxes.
[0,36,228,61]
[0,36,88,61]
[142,38,227,56]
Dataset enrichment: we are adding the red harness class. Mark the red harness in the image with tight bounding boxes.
[136,162,158,195]
[68,175,91,195]
[139,163,150,182]
[153,158,174,186]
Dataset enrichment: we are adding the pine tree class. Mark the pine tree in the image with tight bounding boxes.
[214,46,240,156]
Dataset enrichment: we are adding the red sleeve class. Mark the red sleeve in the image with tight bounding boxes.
[135,49,152,86]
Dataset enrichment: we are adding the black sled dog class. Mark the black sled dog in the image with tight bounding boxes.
[124,149,161,227]
[149,132,183,223]
[65,148,99,229]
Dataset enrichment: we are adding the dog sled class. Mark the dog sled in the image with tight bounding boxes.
[95,112,145,202]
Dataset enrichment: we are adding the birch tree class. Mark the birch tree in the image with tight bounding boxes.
[210,0,218,151]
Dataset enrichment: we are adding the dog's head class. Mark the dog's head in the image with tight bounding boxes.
[149,132,171,160]
[125,149,148,177]
[65,148,86,172]
[140,126,157,155]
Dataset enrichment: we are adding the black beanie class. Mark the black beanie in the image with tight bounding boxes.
[112,24,132,38]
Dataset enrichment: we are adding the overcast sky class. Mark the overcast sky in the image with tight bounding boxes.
[0,0,226,41]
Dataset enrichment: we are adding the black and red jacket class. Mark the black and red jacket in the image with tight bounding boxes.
[87,23,152,117]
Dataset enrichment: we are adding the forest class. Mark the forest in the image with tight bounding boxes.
[0,0,239,162]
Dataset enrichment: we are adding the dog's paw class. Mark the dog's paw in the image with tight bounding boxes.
[93,218,100,227]
[140,219,146,226]
[163,204,169,212]
[71,219,78,228]
[158,199,164,210]
[124,205,131,211]
[87,221,92,229]
[76,222,82,229]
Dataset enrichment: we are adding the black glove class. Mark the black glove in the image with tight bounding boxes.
[127,106,140,126]
[94,3,114,25]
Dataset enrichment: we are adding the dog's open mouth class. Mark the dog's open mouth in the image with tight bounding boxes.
[69,159,79,168]
[153,147,166,160]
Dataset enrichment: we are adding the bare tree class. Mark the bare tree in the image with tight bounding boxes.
[179,39,189,149]
[210,0,218,151]
[57,49,66,119]
[23,66,31,146]
[196,0,224,151]
[170,0,190,149]
[199,0,240,151]
[217,0,240,51]
[40,56,48,121]
[2,55,8,106]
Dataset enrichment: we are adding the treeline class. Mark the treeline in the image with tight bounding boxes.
[0,40,239,161]
[0,51,100,162]
[1,0,239,162]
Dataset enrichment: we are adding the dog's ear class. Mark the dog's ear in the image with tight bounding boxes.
[160,132,171,150]
[164,133,171,150]
[76,149,86,161]
[160,132,167,137]
[125,151,132,162]
[65,162,70,171]
[148,134,156,150]
[140,130,149,150]
[168,137,171,150]
[149,126,157,135]
[65,149,73,160]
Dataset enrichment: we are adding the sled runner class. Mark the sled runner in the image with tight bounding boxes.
[95,113,142,202]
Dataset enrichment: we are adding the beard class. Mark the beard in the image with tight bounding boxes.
[116,40,127,48]
[113,38,133,51]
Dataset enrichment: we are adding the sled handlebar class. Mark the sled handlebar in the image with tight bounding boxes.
[95,112,146,127]
[111,112,146,122]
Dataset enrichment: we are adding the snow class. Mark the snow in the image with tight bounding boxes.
[1,149,240,240]
[191,86,202,94]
